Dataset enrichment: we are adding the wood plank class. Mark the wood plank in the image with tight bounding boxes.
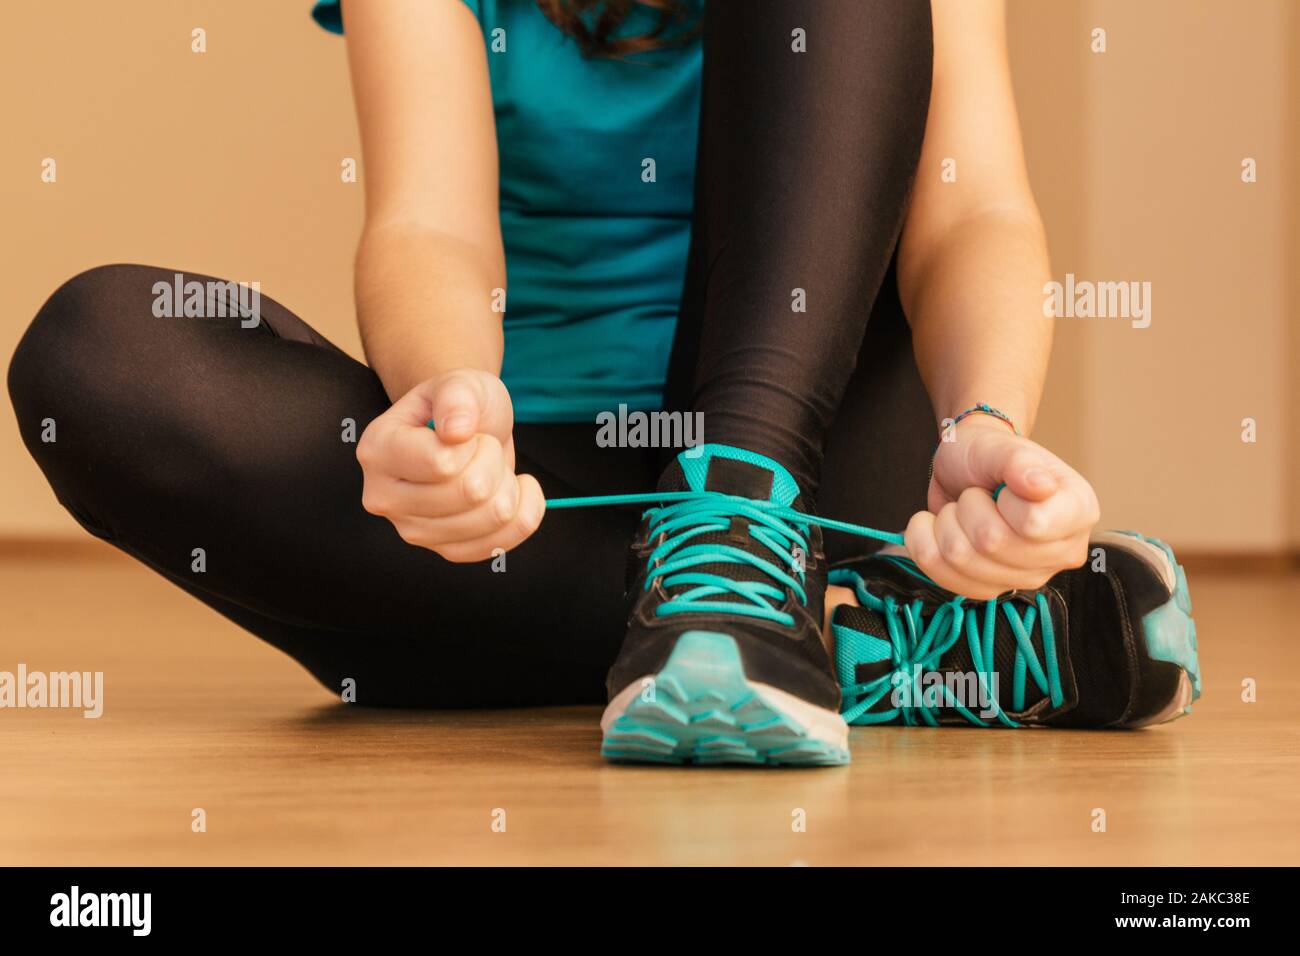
[1,555,1295,865]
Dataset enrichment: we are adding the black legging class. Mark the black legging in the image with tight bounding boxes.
[666,0,933,502]
[7,0,933,707]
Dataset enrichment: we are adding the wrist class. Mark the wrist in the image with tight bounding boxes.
[372,343,503,402]
[937,402,1021,443]
[949,414,1017,439]
[929,402,1023,489]
[939,395,1034,432]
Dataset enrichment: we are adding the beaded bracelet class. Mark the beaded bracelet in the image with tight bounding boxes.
[944,402,1019,438]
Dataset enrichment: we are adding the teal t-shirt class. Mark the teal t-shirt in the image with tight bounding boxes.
[312,0,701,422]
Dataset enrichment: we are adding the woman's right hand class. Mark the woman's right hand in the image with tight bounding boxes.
[357,369,546,562]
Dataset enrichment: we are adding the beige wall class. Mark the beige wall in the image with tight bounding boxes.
[1,1,1296,551]
[1010,0,1295,552]
[0,2,366,536]
[1074,0,1293,551]
[1288,0,1300,550]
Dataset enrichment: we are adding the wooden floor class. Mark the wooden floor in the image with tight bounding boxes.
[1,544,1297,866]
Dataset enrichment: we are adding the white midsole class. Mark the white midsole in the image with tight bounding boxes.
[602,676,850,751]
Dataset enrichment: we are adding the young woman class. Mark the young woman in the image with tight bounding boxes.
[8,0,1199,765]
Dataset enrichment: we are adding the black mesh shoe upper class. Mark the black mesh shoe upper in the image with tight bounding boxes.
[830,536,1184,728]
[605,446,840,712]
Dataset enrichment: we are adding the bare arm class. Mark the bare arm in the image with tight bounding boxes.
[893,0,1097,598]
[345,0,544,563]
[898,0,1051,435]
[345,0,505,400]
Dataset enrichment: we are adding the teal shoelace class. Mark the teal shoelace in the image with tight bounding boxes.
[831,557,1064,728]
[546,491,901,627]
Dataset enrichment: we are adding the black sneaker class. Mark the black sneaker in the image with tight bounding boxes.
[601,444,850,765]
[828,531,1200,729]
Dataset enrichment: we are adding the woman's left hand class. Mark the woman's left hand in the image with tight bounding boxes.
[904,416,1101,600]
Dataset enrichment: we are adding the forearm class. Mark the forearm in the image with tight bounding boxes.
[355,222,505,401]
[899,207,1052,435]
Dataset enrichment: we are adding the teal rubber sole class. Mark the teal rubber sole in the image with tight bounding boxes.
[601,630,851,766]
[1119,531,1201,715]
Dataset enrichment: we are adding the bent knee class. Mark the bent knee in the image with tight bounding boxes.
[8,264,162,439]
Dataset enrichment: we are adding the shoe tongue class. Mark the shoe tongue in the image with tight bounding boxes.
[652,444,804,613]
[661,444,800,507]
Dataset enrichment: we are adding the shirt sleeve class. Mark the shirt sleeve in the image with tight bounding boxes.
[310,1,482,35]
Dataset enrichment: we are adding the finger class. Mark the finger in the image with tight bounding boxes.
[996,445,1060,502]
[374,424,478,483]
[904,510,1012,601]
[391,470,533,552]
[956,487,1082,574]
[428,372,486,444]
[997,472,1100,544]
[377,435,510,518]
[359,473,402,520]
[390,476,517,541]
[455,433,508,510]
[501,432,517,475]
[960,434,1058,503]
[935,498,1058,592]
[429,475,546,563]
[927,474,955,514]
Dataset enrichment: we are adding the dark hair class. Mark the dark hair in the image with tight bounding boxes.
[534,0,700,58]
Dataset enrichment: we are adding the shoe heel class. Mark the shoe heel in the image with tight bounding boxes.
[1114,531,1201,722]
